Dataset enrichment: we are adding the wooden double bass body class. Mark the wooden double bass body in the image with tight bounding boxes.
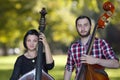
[19,8,54,80]
[76,1,115,80]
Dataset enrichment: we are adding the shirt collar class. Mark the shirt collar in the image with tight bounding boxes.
[77,35,92,46]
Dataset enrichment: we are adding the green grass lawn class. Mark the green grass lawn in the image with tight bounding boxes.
[0,55,120,80]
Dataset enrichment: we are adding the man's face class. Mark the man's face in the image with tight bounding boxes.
[76,18,91,37]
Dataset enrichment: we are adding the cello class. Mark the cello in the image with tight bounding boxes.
[19,8,54,80]
[76,1,115,80]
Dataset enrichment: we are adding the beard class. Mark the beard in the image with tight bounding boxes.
[77,29,91,38]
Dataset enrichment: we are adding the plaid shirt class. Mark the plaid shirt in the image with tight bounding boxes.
[65,37,118,76]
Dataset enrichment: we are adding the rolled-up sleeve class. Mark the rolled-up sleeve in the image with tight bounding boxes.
[65,48,75,72]
[101,39,119,61]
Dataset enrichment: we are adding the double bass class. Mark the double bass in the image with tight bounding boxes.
[76,1,115,80]
[19,8,54,80]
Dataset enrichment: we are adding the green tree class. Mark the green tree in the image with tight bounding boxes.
[0,0,120,55]
[0,0,37,55]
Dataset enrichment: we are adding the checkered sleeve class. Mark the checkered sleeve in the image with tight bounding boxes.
[101,39,119,61]
[65,47,75,72]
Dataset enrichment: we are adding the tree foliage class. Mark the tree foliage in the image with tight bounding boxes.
[0,0,120,55]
